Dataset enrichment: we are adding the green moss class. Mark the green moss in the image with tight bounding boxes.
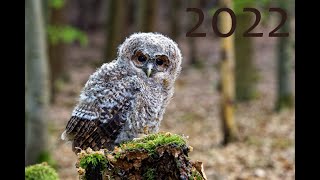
[25,162,59,180]
[143,168,156,180]
[114,152,121,159]
[118,133,187,155]
[189,169,203,180]
[79,153,107,170]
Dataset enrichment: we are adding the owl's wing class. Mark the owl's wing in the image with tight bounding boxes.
[62,96,133,152]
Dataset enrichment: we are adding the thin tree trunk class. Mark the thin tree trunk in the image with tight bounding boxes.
[25,0,50,165]
[78,0,102,31]
[48,3,66,103]
[188,37,197,65]
[170,0,180,40]
[219,0,239,145]
[125,0,135,33]
[104,0,125,62]
[187,0,199,66]
[235,13,258,101]
[275,1,294,111]
[137,0,157,32]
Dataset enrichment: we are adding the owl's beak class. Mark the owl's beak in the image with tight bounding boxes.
[145,63,154,77]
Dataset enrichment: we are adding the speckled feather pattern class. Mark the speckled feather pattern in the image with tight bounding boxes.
[61,32,182,152]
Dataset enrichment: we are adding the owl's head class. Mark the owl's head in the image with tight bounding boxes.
[117,32,182,88]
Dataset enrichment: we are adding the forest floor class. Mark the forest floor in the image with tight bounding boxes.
[48,30,295,180]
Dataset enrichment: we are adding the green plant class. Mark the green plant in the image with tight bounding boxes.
[25,162,59,180]
[208,0,272,15]
[189,170,203,180]
[79,153,108,170]
[49,0,65,9]
[47,0,88,47]
[47,25,88,46]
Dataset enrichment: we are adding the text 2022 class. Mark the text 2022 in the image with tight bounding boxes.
[186,7,289,38]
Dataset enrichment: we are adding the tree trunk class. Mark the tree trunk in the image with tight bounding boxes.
[170,0,180,40]
[125,0,135,33]
[137,0,157,32]
[104,0,125,62]
[275,1,294,111]
[187,0,199,66]
[219,0,239,145]
[25,0,50,165]
[77,0,102,31]
[48,3,66,103]
[235,13,258,101]
[188,37,197,65]
[76,133,207,180]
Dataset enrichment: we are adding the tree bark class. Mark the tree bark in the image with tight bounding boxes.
[219,0,239,145]
[137,0,157,32]
[77,0,102,31]
[187,0,199,66]
[170,0,180,40]
[235,13,258,101]
[48,3,66,103]
[25,0,50,165]
[104,0,125,62]
[275,0,294,111]
[188,37,197,65]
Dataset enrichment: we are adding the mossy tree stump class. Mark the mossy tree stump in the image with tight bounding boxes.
[76,132,207,180]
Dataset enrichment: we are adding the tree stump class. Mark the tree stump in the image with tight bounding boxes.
[76,132,207,180]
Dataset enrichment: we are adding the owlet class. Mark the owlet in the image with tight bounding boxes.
[61,32,182,153]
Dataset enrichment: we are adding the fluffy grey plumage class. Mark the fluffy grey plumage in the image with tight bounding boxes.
[61,32,182,153]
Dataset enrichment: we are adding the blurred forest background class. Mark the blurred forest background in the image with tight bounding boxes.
[25,0,295,179]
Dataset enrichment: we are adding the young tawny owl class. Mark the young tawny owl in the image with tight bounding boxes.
[61,32,182,153]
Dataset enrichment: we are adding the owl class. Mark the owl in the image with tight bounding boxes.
[61,32,182,153]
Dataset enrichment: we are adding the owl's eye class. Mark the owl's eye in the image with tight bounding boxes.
[154,55,169,72]
[156,59,164,65]
[138,55,147,62]
[132,50,148,67]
